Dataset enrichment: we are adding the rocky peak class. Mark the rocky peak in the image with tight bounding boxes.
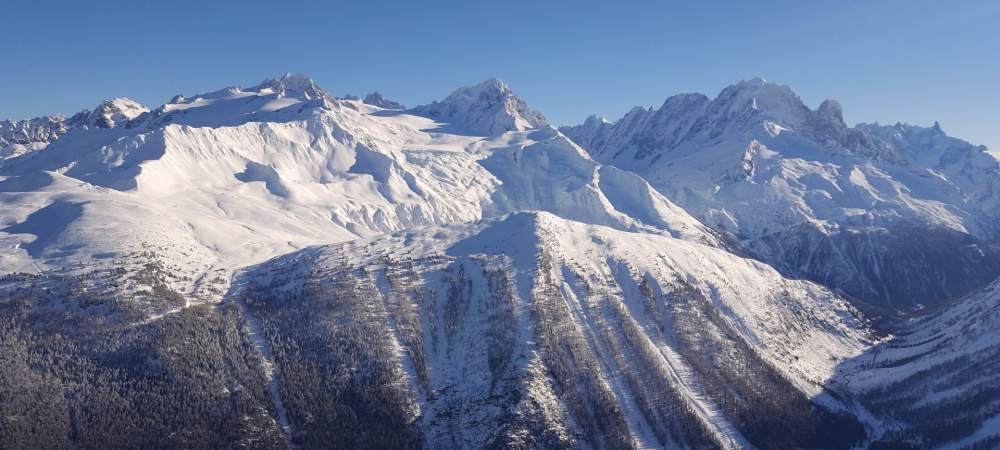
[708,78,812,129]
[931,121,945,136]
[411,78,547,135]
[581,114,611,128]
[658,93,711,114]
[1,97,149,157]
[255,73,331,102]
[807,99,852,145]
[0,115,72,156]
[560,115,612,150]
[363,92,404,109]
[814,99,845,125]
[81,98,150,128]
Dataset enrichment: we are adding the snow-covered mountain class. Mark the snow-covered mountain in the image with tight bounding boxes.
[0,73,715,308]
[236,211,871,449]
[0,98,148,160]
[0,74,996,449]
[363,91,405,109]
[411,78,548,135]
[830,277,1000,448]
[563,78,1000,309]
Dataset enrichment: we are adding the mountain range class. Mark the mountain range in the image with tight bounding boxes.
[562,78,1000,311]
[0,74,997,449]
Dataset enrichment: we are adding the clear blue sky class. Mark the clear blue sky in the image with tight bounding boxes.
[4,0,998,150]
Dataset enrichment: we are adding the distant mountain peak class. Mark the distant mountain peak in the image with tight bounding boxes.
[586,114,610,122]
[363,91,405,109]
[726,77,772,94]
[276,72,318,89]
[80,98,149,129]
[561,115,614,149]
[562,78,915,164]
[931,120,945,134]
[712,78,811,127]
[254,73,330,101]
[120,73,339,129]
[581,115,612,127]
[815,99,845,123]
[727,77,786,93]
[1,97,149,157]
[475,77,507,90]
[411,78,547,135]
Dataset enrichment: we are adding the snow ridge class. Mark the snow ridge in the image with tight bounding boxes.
[0,74,716,298]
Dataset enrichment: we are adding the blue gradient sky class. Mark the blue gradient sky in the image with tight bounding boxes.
[4,0,998,149]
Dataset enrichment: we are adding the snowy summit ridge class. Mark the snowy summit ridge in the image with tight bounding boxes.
[411,78,548,135]
[255,72,333,101]
[83,98,150,129]
[130,73,339,129]
[562,77,1000,308]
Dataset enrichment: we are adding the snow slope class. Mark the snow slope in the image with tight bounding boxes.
[563,78,1000,308]
[237,211,872,449]
[0,74,715,307]
[831,278,1000,448]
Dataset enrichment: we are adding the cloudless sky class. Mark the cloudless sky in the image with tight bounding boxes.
[3,0,998,150]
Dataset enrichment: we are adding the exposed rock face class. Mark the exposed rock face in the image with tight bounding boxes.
[363,91,405,109]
